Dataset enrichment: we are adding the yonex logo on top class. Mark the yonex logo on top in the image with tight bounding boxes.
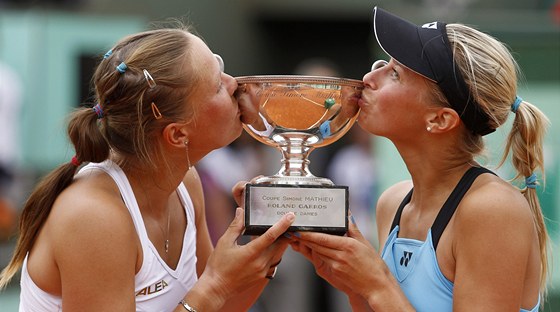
[400,251,413,267]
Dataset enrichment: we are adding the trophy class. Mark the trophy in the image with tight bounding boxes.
[236,75,363,235]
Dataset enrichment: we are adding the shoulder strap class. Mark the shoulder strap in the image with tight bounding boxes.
[431,166,495,250]
[389,189,413,233]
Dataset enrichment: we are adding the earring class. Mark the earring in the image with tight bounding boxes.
[184,140,192,170]
[427,126,432,132]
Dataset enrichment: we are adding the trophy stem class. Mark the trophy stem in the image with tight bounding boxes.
[277,141,313,177]
[255,138,334,186]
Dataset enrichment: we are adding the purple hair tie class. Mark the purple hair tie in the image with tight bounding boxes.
[93,104,104,119]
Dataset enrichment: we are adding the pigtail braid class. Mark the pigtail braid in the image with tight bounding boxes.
[500,98,550,294]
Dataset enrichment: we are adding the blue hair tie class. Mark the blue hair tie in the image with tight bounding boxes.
[116,62,128,73]
[103,49,113,59]
[93,103,104,119]
[524,173,537,189]
[511,96,523,113]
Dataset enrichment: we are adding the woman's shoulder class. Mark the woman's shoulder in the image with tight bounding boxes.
[377,180,413,214]
[26,166,140,288]
[454,172,535,244]
[458,173,532,223]
[50,168,137,244]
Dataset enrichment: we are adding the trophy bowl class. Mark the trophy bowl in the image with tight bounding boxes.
[236,75,363,235]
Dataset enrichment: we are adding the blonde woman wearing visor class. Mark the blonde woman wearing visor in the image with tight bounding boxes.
[289,7,550,312]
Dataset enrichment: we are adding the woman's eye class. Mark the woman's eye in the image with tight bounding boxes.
[391,68,399,79]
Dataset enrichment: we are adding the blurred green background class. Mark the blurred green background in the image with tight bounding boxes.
[0,0,558,311]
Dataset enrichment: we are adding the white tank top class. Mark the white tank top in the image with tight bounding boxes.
[19,160,199,311]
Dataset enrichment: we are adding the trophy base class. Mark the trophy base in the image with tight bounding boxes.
[244,183,348,236]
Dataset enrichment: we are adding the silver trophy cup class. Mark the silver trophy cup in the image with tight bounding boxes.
[236,75,363,235]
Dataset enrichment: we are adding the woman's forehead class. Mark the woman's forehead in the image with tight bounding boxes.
[187,35,219,79]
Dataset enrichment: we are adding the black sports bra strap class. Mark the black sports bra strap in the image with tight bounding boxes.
[431,166,495,250]
[389,167,496,250]
[389,189,413,233]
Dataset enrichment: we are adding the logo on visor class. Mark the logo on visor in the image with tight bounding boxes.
[422,22,438,29]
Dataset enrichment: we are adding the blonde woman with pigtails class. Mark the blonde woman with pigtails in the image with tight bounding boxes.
[0,26,295,311]
[289,7,551,312]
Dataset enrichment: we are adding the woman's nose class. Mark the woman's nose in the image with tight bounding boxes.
[363,59,388,88]
[224,73,238,95]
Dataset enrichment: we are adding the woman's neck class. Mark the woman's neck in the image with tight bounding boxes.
[115,157,185,214]
[395,141,476,212]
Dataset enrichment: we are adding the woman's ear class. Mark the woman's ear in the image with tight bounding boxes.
[162,122,190,148]
[425,107,461,133]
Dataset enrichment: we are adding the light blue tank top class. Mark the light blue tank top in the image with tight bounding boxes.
[380,167,539,312]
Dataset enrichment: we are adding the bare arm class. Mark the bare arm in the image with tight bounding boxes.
[185,168,271,311]
[291,217,414,312]
[289,181,415,312]
[173,208,293,312]
[177,171,293,312]
[452,182,537,311]
[52,183,138,311]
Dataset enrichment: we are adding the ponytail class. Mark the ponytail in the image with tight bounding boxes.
[0,106,109,289]
[445,23,551,302]
[499,97,550,295]
[0,162,78,289]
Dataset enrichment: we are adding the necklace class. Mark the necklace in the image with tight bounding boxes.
[152,202,171,254]
[135,178,172,254]
[145,202,171,254]
[142,187,171,254]
[164,208,171,253]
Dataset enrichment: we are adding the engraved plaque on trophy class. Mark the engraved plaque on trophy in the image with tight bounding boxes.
[236,75,363,235]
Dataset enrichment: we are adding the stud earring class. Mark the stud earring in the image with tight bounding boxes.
[427,126,432,132]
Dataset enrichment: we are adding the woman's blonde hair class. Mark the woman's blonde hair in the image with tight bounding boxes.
[431,23,550,297]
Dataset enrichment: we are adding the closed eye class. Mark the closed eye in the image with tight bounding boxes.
[391,68,399,79]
